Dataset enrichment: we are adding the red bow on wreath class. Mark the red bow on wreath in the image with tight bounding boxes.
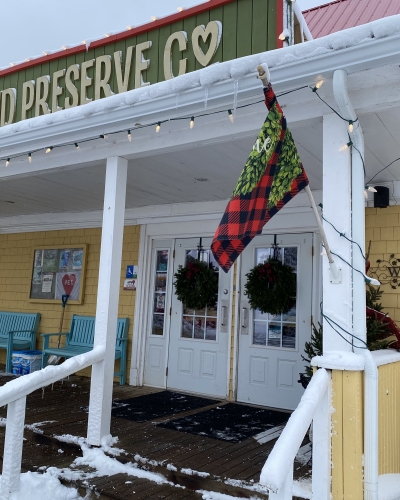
[258,262,277,282]
[186,262,201,280]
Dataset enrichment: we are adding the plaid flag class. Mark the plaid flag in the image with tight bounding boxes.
[211,84,309,273]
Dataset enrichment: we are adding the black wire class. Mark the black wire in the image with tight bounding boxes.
[329,250,370,284]
[0,85,309,164]
[311,88,359,126]
[351,143,366,177]
[367,157,400,185]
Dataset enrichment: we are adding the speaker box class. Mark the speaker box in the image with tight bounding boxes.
[374,186,389,208]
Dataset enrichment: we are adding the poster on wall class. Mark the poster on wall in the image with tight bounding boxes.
[29,245,86,303]
[123,279,136,290]
[55,272,81,301]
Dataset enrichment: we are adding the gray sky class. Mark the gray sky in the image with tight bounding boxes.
[0,0,325,68]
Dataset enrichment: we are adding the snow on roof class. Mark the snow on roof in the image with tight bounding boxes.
[303,0,400,39]
[1,14,400,141]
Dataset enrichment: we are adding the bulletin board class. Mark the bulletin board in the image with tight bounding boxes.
[28,245,87,304]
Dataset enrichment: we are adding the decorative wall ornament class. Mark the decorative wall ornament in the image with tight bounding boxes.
[369,254,400,289]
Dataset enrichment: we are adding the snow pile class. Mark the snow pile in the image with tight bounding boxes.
[371,349,400,367]
[378,474,400,500]
[311,351,365,371]
[1,15,400,141]
[292,479,312,499]
[9,471,79,500]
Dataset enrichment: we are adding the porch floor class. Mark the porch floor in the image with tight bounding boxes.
[0,374,311,499]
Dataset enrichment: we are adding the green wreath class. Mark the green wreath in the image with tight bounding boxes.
[244,258,296,315]
[174,261,218,310]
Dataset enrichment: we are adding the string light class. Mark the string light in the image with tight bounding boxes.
[100,134,108,139]
[311,80,324,92]
[348,120,354,133]
[151,16,157,21]
[278,30,290,43]
[339,141,353,152]
[228,110,234,123]
[367,185,377,193]
[45,147,53,153]
[156,122,161,133]
[5,158,10,167]
[74,143,80,151]
[364,189,368,199]
[127,130,132,142]
[190,117,195,129]
[28,153,32,163]
[177,7,184,11]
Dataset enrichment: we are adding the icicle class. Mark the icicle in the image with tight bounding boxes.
[51,383,54,391]
[204,87,209,109]
[42,387,45,399]
[233,80,239,117]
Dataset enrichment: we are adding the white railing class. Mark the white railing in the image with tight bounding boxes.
[0,346,105,500]
[260,368,331,500]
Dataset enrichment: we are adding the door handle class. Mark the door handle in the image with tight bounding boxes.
[221,305,227,327]
[241,308,248,329]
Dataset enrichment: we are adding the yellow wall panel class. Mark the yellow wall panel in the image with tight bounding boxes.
[0,227,139,383]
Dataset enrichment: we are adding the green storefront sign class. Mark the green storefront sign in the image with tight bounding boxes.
[0,0,280,126]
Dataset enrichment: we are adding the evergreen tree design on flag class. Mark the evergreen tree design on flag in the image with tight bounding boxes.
[211,83,309,272]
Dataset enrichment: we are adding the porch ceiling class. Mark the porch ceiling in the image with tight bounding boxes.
[0,100,399,218]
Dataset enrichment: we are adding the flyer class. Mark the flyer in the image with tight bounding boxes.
[72,249,83,269]
[123,279,136,290]
[42,273,54,293]
[34,250,43,268]
[32,267,42,285]
[59,249,71,269]
[43,250,58,272]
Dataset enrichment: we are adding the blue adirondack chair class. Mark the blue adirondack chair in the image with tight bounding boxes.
[41,315,129,385]
[0,312,41,373]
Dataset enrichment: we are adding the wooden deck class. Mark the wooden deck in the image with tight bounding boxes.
[0,374,311,499]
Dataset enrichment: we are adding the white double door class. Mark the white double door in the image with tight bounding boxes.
[237,233,313,410]
[143,237,231,399]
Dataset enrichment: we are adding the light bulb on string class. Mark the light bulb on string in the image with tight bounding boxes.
[367,186,377,193]
[45,146,53,153]
[75,143,80,151]
[156,122,161,133]
[5,158,10,167]
[364,189,368,199]
[190,117,195,129]
[228,110,234,123]
[127,130,132,142]
[312,80,324,92]
[348,121,354,133]
[339,141,353,152]
[100,134,108,140]
[321,248,327,256]
[28,153,32,163]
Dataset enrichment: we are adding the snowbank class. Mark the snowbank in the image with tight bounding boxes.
[0,15,399,140]
[10,471,79,500]
[311,351,365,371]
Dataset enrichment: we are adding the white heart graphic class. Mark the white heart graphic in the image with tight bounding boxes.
[192,21,222,67]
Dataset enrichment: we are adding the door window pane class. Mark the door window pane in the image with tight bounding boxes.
[151,250,169,336]
[252,247,297,349]
[180,248,219,341]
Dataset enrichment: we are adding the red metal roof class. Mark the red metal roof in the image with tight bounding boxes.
[303,0,400,38]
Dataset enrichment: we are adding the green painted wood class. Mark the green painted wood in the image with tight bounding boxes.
[122,36,136,92]
[157,24,171,84]
[209,6,224,64]
[47,59,59,113]
[0,0,280,126]
[252,0,269,55]
[222,1,238,63]
[268,0,278,50]
[182,16,196,76]
[237,0,253,58]
[136,32,149,87]
[195,11,211,70]
[2,75,11,124]
[169,21,184,80]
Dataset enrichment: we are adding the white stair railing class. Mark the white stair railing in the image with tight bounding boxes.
[0,346,105,500]
[260,368,331,500]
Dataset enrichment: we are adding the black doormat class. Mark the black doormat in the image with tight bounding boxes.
[111,391,218,422]
[157,403,290,443]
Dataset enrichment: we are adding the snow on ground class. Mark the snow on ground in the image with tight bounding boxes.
[198,491,263,500]
[1,15,399,141]
[0,418,57,434]
[292,479,312,499]
[10,471,79,500]
[378,474,400,500]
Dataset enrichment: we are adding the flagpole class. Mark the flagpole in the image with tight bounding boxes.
[256,65,340,281]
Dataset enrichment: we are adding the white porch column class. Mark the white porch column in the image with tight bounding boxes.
[87,156,128,446]
[322,113,352,352]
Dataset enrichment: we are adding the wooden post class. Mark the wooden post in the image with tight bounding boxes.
[0,397,27,500]
[87,156,127,446]
[322,113,353,352]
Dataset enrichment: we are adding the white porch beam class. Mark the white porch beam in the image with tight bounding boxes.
[322,113,353,352]
[87,156,127,446]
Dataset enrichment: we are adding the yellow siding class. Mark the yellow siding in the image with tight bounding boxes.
[366,206,400,324]
[378,362,400,475]
[331,370,364,500]
[0,226,140,383]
